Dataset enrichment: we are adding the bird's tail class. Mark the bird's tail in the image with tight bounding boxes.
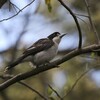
[4,54,27,72]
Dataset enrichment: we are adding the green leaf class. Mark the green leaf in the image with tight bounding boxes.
[47,87,53,95]
[91,52,95,57]
[45,0,52,12]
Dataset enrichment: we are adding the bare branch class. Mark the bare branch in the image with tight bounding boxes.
[84,0,100,43]
[9,1,21,12]
[58,0,82,49]
[0,0,35,22]
[63,64,100,98]
[19,82,47,100]
[0,44,100,91]
[76,16,88,25]
[0,75,47,100]
[48,84,63,100]
[63,69,89,98]
[0,0,7,8]
[74,13,89,18]
[76,16,90,31]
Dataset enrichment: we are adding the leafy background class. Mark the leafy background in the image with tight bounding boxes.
[0,0,100,100]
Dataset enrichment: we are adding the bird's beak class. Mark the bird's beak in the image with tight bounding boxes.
[60,33,67,38]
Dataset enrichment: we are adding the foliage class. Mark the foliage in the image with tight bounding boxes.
[45,0,52,12]
[0,0,100,100]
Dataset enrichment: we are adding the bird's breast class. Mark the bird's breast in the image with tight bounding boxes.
[33,44,58,65]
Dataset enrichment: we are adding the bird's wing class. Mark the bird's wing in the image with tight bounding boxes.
[5,38,54,71]
[23,38,54,56]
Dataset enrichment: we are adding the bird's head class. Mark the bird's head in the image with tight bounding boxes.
[48,32,66,44]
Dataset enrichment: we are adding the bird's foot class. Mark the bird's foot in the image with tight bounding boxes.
[36,62,50,68]
[36,62,60,68]
[4,67,9,73]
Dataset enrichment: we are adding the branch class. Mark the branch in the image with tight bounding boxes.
[48,84,63,100]
[0,75,47,100]
[9,1,21,12]
[63,64,100,98]
[74,13,89,18]
[58,0,82,49]
[0,0,35,22]
[0,44,100,91]
[19,82,47,100]
[0,0,7,8]
[63,69,89,98]
[84,0,100,43]
[76,16,90,31]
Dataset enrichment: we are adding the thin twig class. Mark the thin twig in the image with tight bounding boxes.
[48,84,63,100]
[76,16,88,25]
[63,69,90,98]
[84,0,100,43]
[0,0,7,8]
[9,1,21,11]
[8,0,20,12]
[0,0,35,22]
[74,13,89,18]
[19,82,47,100]
[76,16,90,31]
[8,0,11,12]
[63,64,100,98]
[58,0,82,49]
[0,75,47,100]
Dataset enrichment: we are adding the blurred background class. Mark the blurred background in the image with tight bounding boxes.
[0,0,100,100]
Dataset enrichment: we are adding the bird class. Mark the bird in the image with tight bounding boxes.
[5,32,66,71]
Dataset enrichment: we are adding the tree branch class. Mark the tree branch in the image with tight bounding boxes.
[0,75,47,100]
[58,0,82,49]
[84,0,100,43]
[18,82,47,100]
[63,64,100,98]
[0,0,7,8]
[48,84,63,100]
[74,13,89,18]
[63,69,89,98]
[9,1,21,12]
[0,0,35,22]
[0,44,100,91]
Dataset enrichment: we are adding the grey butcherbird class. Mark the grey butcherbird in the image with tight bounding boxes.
[5,32,66,71]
